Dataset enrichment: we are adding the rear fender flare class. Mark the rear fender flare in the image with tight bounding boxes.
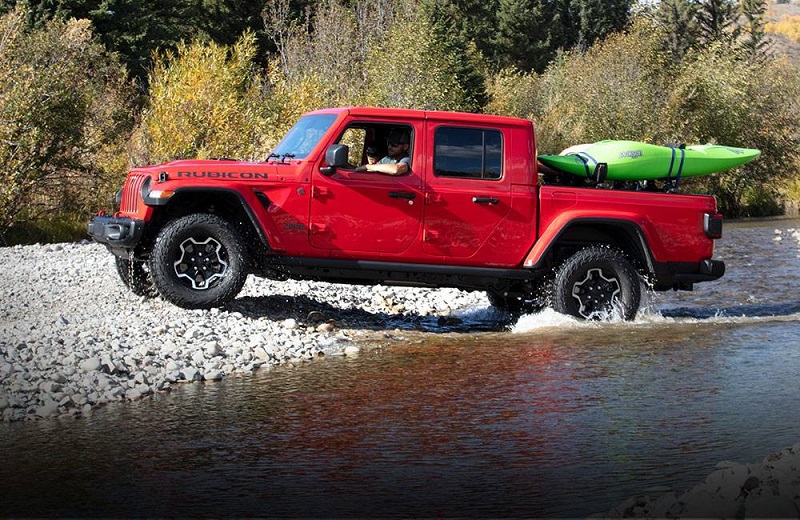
[524,215,655,275]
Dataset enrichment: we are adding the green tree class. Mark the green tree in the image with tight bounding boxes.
[665,43,800,216]
[494,0,560,72]
[2,0,267,83]
[533,20,671,153]
[422,0,488,109]
[446,0,500,64]
[366,12,482,111]
[575,0,632,49]
[739,0,770,62]
[648,0,698,60]
[695,0,738,45]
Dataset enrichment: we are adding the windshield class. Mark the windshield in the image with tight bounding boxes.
[271,114,338,160]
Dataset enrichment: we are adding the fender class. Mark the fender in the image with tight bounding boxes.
[153,186,276,252]
[524,211,657,273]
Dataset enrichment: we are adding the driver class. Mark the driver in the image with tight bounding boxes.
[356,129,411,175]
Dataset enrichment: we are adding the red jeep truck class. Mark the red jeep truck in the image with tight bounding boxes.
[88,107,724,320]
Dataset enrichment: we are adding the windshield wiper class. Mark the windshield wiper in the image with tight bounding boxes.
[266,153,296,164]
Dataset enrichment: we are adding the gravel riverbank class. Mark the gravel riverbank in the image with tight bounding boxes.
[0,241,487,423]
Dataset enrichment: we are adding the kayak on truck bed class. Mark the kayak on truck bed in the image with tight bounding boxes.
[537,140,760,182]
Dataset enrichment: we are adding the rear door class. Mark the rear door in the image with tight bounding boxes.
[421,123,512,258]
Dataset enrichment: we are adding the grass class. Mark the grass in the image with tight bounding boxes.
[2,215,90,246]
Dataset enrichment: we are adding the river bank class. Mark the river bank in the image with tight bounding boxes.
[0,241,486,422]
[594,442,800,518]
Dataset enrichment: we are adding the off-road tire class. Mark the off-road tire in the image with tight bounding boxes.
[487,280,550,314]
[149,213,248,309]
[552,246,641,321]
[115,257,157,297]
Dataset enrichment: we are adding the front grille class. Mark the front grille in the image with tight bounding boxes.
[120,174,148,214]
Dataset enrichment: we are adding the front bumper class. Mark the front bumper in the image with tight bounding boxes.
[87,215,145,258]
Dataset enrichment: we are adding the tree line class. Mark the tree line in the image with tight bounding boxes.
[1,0,798,244]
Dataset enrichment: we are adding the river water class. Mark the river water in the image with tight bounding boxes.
[2,219,800,518]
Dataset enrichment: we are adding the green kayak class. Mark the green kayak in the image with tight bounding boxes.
[538,140,760,181]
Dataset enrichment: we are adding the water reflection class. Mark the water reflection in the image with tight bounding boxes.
[2,219,800,517]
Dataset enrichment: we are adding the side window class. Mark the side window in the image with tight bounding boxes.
[334,123,413,169]
[338,127,367,166]
[434,127,503,180]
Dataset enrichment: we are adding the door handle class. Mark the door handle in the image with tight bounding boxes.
[472,196,499,205]
[389,191,416,200]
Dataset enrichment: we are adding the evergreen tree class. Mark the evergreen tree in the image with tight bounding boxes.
[423,0,488,108]
[576,0,632,49]
[494,0,559,72]
[739,0,770,61]
[445,0,500,66]
[2,0,265,82]
[652,0,698,60]
[695,0,738,45]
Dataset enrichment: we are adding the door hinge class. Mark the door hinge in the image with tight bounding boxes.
[312,186,330,198]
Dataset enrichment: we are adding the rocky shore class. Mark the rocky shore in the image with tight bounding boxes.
[0,241,487,422]
[594,442,800,518]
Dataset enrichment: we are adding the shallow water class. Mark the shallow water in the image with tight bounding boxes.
[2,218,800,517]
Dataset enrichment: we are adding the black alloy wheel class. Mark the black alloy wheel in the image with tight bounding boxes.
[552,246,641,321]
[149,213,248,309]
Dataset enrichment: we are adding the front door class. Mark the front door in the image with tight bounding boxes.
[309,122,423,254]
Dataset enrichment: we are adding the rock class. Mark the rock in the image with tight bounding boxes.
[316,322,335,333]
[253,346,271,361]
[281,318,299,329]
[35,400,59,418]
[678,488,742,518]
[181,367,200,382]
[744,494,798,517]
[204,369,224,381]
[79,357,102,372]
[38,381,62,393]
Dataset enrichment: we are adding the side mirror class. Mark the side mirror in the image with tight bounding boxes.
[320,144,349,176]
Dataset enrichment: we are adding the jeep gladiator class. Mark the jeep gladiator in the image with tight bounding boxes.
[88,107,725,320]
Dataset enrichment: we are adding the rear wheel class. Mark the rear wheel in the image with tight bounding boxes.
[487,280,551,314]
[552,246,640,321]
[149,213,248,309]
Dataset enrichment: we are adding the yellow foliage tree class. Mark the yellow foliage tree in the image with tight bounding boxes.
[134,32,273,164]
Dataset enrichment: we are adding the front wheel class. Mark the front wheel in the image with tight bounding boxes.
[115,256,157,297]
[552,246,641,321]
[149,214,249,309]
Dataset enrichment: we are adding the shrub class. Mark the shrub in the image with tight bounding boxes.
[532,21,672,154]
[666,45,800,216]
[133,32,273,165]
[0,7,135,243]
